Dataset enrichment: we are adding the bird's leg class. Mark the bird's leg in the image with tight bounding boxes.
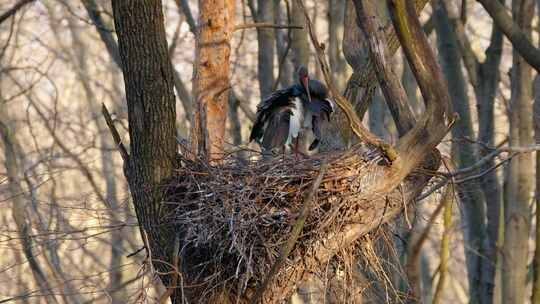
[294,137,299,160]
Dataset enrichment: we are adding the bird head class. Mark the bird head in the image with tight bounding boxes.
[296,65,312,103]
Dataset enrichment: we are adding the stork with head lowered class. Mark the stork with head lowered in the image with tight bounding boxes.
[249,66,334,156]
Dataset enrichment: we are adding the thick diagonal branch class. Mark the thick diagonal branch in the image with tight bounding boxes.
[354,0,416,136]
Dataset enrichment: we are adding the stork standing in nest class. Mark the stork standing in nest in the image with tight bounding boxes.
[249,66,334,156]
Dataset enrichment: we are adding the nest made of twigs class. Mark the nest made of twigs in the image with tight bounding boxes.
[164,146,406,301]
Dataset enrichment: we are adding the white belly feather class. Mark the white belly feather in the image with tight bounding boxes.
[286,97,304,145]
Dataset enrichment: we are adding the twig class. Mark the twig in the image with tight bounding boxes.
[126,246,146,258]
[295,0,397,162]
[272,0,293,91]
[233,22,302,31]
[451,144,540,177]
[235,93,256,121]
[174,0,196,35]
[159,235,181,304]
[432,182,454,304]
[101,103,129,163]
[415,143,540,201]
[249,160,328,304]
[0,0,34,25]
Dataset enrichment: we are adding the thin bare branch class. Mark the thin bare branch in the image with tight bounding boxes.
[102,103,129,163]
[234,22,302,31]
[0,0,34,25]
[477,0,540,71]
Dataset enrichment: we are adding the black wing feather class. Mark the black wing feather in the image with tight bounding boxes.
[249,87,295,143]
[304,98,333,121]
[261,109,291,150]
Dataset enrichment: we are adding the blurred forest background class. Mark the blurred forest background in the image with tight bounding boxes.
[2,0,540,303]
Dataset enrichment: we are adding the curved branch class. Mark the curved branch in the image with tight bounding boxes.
[0,0,34,25]
[389,0,453,167]
[354,0,416,136]
[477,0,540,71]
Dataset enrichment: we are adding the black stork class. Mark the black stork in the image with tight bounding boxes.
[249,66,334,156]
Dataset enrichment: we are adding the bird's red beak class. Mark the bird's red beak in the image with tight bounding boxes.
[302,76,312,102]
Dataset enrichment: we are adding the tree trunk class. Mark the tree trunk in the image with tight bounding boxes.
[434,4,487,304]
[532,73,540,304]
[502,1,534,303]
[291,0,310,69]
[474,5,505,304]
[111,1,179,302]
[328,0,348,91]
[253,0,275,98]
[191,0,235,159]
[274,0,294,87]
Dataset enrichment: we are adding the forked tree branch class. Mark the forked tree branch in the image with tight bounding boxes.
[343,0,430,117]
[354,0,416,136]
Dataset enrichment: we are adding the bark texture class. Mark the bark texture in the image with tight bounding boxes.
[433,4,487,304]
[253,0,275,97]
[291,0,310,68]
[533,74,540,304]
[191,0,235,158]
[111,1,179,302]
[502,1,534,303]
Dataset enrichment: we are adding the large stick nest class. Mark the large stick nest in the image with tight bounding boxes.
[164,146,431,301]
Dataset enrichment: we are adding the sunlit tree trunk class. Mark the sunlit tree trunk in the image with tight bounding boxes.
[291,0,310,69]
[191,0,235,158]
[502,1,534,303]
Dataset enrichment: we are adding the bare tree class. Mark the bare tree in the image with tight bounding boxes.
[328,0,347,91]
[433,4,487,304]
[249,0,275,98]
[111,0,179,302]
[190,0,235,158]
[501,1,535,303]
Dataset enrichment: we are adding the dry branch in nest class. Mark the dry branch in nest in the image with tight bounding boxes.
[162,146,440,302]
